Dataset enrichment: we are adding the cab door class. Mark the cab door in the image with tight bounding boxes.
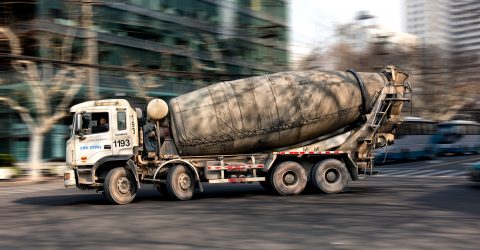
[75,110,113,166]
[111,108,135,156]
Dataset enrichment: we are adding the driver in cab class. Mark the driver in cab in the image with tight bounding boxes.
[92,117,109,133]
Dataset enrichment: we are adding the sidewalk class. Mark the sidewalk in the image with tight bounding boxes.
[0,176,62,187]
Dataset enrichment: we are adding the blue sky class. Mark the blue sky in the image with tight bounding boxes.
[289,0,403,61]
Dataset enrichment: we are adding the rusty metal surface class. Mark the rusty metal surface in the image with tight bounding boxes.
[168,70,387,156]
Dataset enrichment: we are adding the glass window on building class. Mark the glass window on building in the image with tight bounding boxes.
[171,55,191,72]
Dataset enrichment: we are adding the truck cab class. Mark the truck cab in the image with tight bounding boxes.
[65,99,139,188]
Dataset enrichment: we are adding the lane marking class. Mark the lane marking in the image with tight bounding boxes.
[401,169,437,176]
[375,169,468,178]
[449,171,468,177]
[378,156,480,170]
[428,170,457,176]
[381,169,419,176]
[379,170,404,174]
[416,156,480,170]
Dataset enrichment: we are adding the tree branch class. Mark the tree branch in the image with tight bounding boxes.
[127,74,148,100]
[12,60,48,116]
[0,96,35,132]
[47,68,70,96]
[38,111,68,135]
[0,26,22,55]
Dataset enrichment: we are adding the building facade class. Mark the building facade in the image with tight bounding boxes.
[405,0,480,121]
[405,0,450,48]
[406,0,480,61]
[0,0,289,161]
[449,1,480,67]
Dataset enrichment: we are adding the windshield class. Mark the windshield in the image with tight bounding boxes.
[76,112,110,135]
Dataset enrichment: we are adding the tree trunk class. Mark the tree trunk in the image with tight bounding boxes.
[28,131,44,181]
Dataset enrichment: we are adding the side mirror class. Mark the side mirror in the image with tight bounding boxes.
[74,114,86,140]
[74,114,82,135]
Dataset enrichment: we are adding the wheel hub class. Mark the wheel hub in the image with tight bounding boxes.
[325,169,338,183]
[178,173,191,190]
[283,172,296,185]
[117,176,130,194]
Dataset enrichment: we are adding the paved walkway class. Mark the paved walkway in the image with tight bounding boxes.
[0,176,62,188]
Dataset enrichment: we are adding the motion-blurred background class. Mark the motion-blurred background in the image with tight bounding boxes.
[0,0,478,177]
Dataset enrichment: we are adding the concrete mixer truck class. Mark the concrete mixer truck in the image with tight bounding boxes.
[64,66,411,204]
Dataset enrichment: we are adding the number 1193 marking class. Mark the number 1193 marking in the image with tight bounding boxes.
[113,139,130,147]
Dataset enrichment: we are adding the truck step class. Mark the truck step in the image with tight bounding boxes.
[207,164,264,171]
[274,150,345,155]
[142,178,166,183]
[209,177,265,184]
[384,97,410,101]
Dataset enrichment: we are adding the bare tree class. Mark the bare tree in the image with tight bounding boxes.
[325,43,360,71]
[126,73,164,102]
[0,27,86,180]
[296,47,324,70]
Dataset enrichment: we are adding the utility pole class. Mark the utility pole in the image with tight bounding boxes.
[81,0,98,100]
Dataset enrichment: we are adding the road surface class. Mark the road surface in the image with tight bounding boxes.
[1,155,479,249]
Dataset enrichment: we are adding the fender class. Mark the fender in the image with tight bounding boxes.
[343,154,359,181]
[91,155,133,183]
[126,159,141,189]
[152,159,204,192]
[263,153,277,172]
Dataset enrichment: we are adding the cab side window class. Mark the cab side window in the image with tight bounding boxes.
[91,112,109,134]
[117,112,127,131]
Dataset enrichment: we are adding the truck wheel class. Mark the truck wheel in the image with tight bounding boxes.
[166,165,195,201]
[155,183,166,195]
[104,167,137,205]
[270,161,307,195]
[259,178,273,191]
[311,159,348,194]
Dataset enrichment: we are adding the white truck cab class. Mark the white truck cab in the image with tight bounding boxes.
[65,99,139,187]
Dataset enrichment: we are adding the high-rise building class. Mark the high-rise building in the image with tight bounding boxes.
[406,0,480,58]
[405,0,480,121]
[405,0,450,49]
[0,0,289,161]
[449,1,480,63]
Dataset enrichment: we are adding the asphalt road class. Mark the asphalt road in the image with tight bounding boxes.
[1,155,479,250]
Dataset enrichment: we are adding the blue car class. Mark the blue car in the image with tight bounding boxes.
[471,162,480,182]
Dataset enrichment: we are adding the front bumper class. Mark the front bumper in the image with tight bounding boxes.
[64,169,76,187]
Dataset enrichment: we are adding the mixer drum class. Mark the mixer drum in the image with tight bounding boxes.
[168,70,386,156]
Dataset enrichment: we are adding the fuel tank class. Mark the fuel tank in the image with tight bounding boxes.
[168,70,387,156]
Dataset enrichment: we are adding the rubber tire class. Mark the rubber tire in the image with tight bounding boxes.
[270,161,307,195]
[259,178,273,192]
[166,165,195,201]
[155,183,166,195]
[311,159,348,194]
[104,167,137,205]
